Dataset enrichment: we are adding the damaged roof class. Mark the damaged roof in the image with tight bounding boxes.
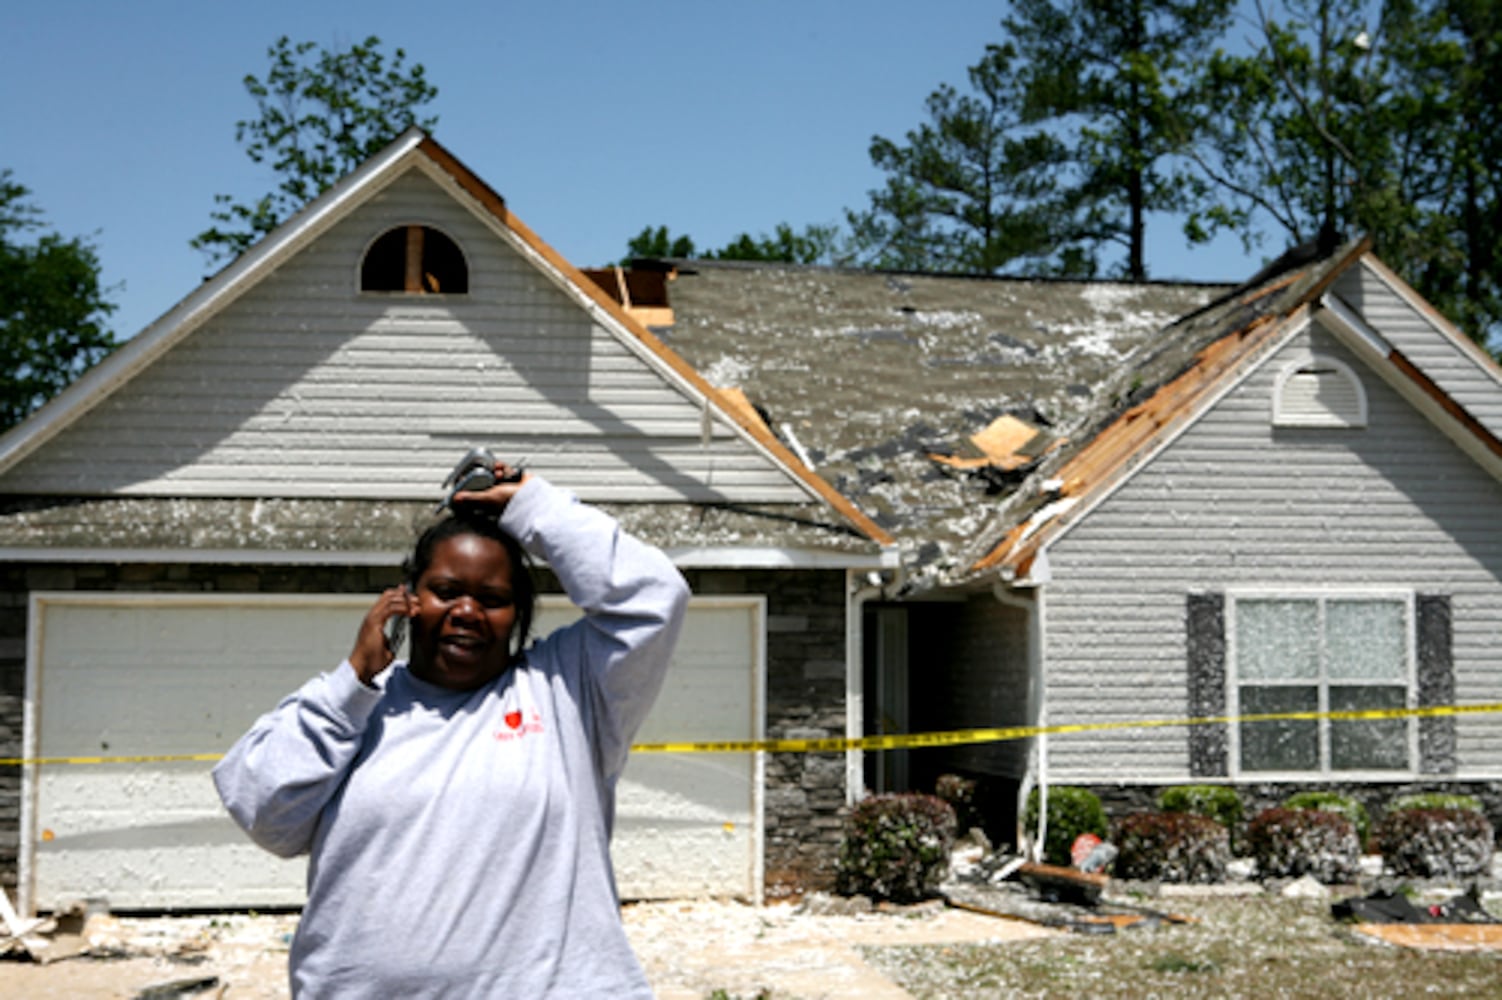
[978,237,1502,584]
[0,495,876,564]
[644,236,1501,594]
[646,259,1232,589]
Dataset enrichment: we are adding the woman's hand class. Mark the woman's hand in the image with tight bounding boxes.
[451,462,530,513]
[349,585,418,685]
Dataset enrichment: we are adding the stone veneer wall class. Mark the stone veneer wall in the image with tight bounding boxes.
[0,565,23,892]
[0,562,852,898]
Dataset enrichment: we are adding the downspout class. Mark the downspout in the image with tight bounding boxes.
[846,562,901,805]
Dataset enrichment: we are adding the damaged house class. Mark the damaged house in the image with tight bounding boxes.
[634,240,1502,839]
[3,129,1499,916]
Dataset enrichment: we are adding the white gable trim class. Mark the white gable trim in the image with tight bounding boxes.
[0,129,430,477]
[1014,295,1502,587]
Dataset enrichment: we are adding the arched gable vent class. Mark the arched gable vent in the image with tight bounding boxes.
[1273,355,1367,427]
[361,225,469,294]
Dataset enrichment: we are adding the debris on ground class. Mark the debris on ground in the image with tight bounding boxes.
[130,974,223,999]
[1015,861,1109,905]
[1069,832,1118,874]
[0,894,93,964]
[1335,886,1502,952]
[944,851,1192,934]
[1334,886,1498,925]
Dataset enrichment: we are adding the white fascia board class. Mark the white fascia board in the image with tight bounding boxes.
[0,130,429,478]
[1318,301,1502,483]
[0,543,893,571]
[1015,313,1311,587]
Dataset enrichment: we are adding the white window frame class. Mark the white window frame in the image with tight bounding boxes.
[1272,353,1368,427]
[1226,589,1417,779]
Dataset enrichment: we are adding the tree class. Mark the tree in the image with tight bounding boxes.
[845,43,1081,274]
[622,225,696,261]
[1003,0,1238,280]
[710,223,843,264]
[192,36,439,266]
[1381,0,1502,345]
[1188,0,1501,347]
[1187,0,1392,252]
[620,222,842,264]
[0,171,116,432]
[846,2,1234,279]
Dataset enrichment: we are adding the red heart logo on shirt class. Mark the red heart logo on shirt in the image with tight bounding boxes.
[504,710,523,730]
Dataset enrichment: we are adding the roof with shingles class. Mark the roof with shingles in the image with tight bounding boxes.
[0,495,877,562]
[654,259,1232,589]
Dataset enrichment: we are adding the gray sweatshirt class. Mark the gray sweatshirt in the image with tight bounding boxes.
[214,478,689,998]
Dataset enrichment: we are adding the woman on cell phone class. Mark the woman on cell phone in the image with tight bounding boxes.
[215,461,689,998]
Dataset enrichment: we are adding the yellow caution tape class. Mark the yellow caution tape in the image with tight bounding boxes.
[2,702,1498,767]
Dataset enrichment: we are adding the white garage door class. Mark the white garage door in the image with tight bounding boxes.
[23,592,762,912]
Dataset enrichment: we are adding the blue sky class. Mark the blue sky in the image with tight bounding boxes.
[6,0,1262,341]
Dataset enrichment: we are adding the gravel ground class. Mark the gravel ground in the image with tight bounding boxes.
[0,898,1053,999]
[4,853,1500,999]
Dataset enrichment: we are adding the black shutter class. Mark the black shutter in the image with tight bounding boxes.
[1186,592,1228,777]
[1416,594,1454,774]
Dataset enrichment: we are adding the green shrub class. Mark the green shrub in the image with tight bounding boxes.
[836,793,957,903]
[1248,806,1361,883]
[1113,812,1230,883]
[1283,791,1370,846]
[1387,793,1483,815]
[1376,808,1494,879]
[934,773,981,833]
[1023,787,1108,866]
[1158,785,1243,833]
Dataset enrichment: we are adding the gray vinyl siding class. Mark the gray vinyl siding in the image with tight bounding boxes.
[1040,321,1502,782]
[5,168,805,504]
[1332,262,1502,439]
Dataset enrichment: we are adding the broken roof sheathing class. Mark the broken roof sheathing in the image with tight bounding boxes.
[655,260,1231,589]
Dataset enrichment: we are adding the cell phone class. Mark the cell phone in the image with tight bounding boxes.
[437,447,497,512]
[385,611,408,655]
[436,447,525,512]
